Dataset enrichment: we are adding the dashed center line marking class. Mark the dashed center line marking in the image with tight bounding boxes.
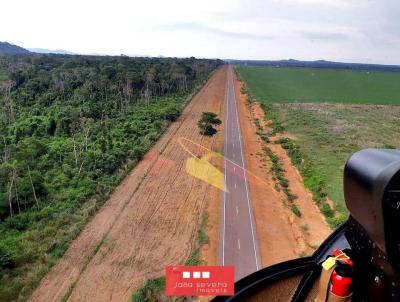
[237,239,241,250]
[236,206,239,215]
[234,183,237,189]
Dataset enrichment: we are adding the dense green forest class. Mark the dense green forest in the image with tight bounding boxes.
[0,54,222,300]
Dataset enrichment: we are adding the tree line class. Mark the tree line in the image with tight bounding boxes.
[0,54,221,220]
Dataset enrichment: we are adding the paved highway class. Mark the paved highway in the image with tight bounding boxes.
[221,66,261,280]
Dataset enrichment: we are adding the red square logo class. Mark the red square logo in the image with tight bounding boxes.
[165,266,234,296]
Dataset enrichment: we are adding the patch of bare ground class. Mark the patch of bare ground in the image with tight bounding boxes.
[234,74,331,263]
[29,67,227,302]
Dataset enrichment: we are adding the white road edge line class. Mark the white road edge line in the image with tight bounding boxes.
[229,66,260,270]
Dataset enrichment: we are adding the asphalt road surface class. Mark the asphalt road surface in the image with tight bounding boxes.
[221,66,261,280]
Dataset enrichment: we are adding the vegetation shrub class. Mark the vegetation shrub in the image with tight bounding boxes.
[132,277,166,302]
[321,203,335,218]
[291,204,302,217]
[382,143,396,149]
[198,112,221,136]
[0,242,14,268]
[259,133,270,143]
[197,213,209,245]
[329,214,348,229]
[262,147,298,206]
[261,103,285,134]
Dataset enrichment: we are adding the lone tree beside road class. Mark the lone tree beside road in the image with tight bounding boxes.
[198,112,222,136]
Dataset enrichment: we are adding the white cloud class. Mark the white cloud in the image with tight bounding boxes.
[290,0,355,6]
[0,0,399,64]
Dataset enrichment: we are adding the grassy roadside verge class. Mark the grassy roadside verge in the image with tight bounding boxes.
[260,102,345,228]
[262,146,301,217]
[275,136,341,227]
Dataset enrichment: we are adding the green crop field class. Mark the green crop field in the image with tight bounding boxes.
[237,66,400,104]
[237,66,400,227]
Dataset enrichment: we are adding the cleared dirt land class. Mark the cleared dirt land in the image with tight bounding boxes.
[29,67,226,302]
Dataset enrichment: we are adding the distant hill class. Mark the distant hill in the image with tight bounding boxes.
[229,59,400,72]
[28,48,75,55]
[0,41,30,54]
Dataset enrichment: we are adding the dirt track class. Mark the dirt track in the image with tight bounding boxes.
[29,67,227,302]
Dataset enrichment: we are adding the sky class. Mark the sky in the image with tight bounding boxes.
[1,0,399,64]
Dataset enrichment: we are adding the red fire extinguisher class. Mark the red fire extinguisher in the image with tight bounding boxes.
[330,261,353,297]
